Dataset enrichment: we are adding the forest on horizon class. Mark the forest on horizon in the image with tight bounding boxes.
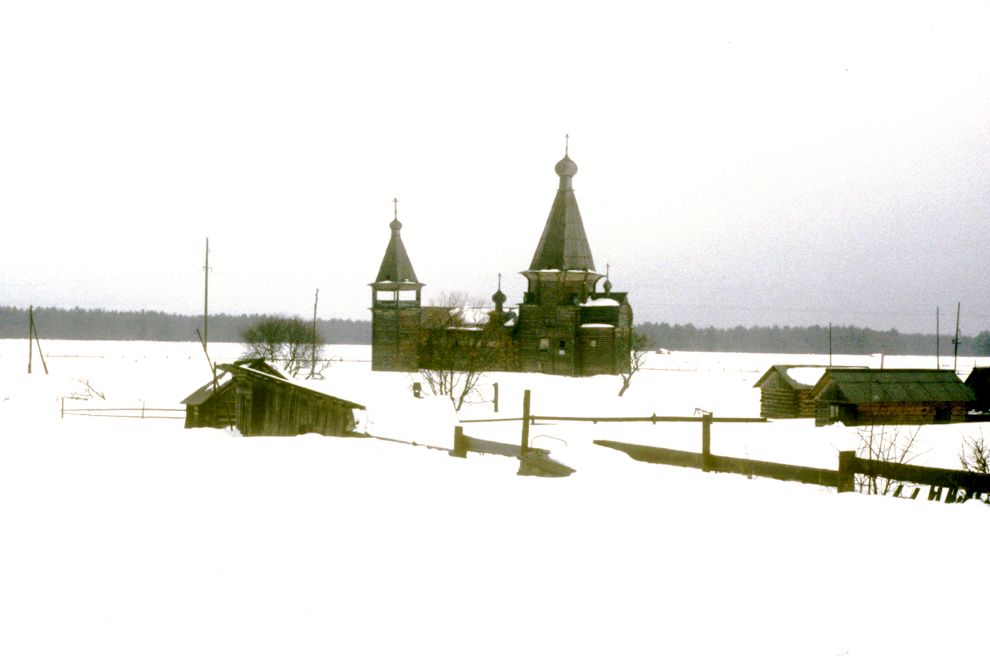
[2,306,988,356]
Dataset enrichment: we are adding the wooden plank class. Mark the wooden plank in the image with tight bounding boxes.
[595,440,838,488]
[461,435,547,459]
[539,415,702,423]
[533,415,765,424]
[517,451,576,478]
[594,440,703,469]
[710,454,839,488]
[855,458,990,494]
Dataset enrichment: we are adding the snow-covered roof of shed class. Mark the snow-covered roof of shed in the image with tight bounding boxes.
[788,367,826,386]
[581,298,620,307]
[225,363,366,409]
[180,370,234,405]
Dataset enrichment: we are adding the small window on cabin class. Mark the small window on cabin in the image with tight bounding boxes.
[539,338,549,351]
[590,339,597,348]
[558,339,566,355]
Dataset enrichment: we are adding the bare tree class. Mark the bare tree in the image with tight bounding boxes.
[618,331,652,397]
[418,292,515,411]
[855,421,922,495]
[241,315,325,377]
[959,431,990,475]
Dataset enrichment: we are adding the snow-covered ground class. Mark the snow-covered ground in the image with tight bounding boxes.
[1,340,988,655]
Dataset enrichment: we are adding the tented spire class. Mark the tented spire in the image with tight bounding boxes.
[528,149,596,272]
[374,200,419,284]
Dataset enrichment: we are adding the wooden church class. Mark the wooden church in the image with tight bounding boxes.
[371,147,633,376]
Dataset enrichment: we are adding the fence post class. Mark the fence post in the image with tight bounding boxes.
[493,382,499,413]
[61,397,64,419]
[701,413,712,472]
[521,389,531,454]
[837,451,856,493]
[451,426,467,458]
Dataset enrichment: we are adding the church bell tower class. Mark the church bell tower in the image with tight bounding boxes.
[370,200,423,372]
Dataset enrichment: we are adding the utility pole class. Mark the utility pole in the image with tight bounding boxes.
[27,306,48,375]
[936,306,940,370]
[203,238,210,350]
[28,305,33,374]
[309,288,319,379]
[828,323,832,367]
[953,302,961,372]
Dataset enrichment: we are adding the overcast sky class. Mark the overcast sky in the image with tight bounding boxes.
[2,1,988,335]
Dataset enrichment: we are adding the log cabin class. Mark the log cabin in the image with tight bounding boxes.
[810,368,974,427]
[182,358,364,436]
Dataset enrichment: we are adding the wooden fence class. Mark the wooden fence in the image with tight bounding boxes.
[594,441,990,501]
[61,400,186,420]
[461,389,990,498]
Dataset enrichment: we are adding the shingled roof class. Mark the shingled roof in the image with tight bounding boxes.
[528,153,597,272]
[375,218,420,284]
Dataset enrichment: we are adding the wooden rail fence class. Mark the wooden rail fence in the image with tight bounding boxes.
[461,389,990,498]
[61,400,186,420]
[594,441,990,501]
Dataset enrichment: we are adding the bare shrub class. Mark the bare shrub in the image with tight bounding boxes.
[959,431,990,475]
[418,292,515,411]
[618,332,652,397]
[241,316,324,377]
[855,422,922,496]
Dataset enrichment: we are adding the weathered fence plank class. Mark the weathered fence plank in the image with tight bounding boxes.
[594,441,703,469]
[854,459,990,495]
[710,454,839,488]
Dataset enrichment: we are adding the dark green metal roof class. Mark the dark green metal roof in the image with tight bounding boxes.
[815,369,974,404]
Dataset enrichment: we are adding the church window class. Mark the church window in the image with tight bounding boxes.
[539,338,549,351]
[590,339,597,348]
[558,340,566,355]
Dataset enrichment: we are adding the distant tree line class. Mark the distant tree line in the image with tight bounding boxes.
[0,306,370,344]
[637,322,990,356]
[2,306,988,355]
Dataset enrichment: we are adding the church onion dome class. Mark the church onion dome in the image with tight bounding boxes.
[554,154,578,178]
[492,288,507,305]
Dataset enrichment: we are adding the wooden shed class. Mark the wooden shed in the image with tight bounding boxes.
[965,367,990,413]
[810,368,974,427]
[182,359,364,437]
[753,365,825,418]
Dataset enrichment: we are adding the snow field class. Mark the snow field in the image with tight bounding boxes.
[1,340,988,655]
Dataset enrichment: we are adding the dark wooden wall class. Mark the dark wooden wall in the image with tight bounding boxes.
[815,401,968,427]
[371,307,422,371]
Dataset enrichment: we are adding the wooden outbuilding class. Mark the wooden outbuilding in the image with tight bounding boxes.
[182,359,364,436]
[753,365,825,418]
[810,368,974,427]
[965,367,990,413]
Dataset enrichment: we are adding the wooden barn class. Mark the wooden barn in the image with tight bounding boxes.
[810,368,974,427]
[182,359,364,437]
[965,367,990,413]
[753,365,825,418]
